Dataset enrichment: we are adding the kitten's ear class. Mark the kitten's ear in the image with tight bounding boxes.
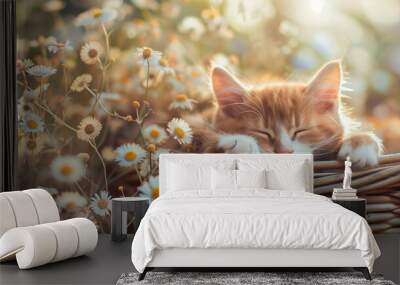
[211,67,248,117]
[306,60,342,113]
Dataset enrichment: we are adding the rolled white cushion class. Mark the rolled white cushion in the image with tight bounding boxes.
[42,221,79,262]
[24,189,60,224]
[0,218,98,269]
[0,196,17,237]
[66,218,98,257]
[0,226,57,269]
[0,192,39,227]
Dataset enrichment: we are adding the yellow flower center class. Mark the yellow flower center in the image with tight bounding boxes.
[91,8,103,18]
[159,58,168,67]
[84,124,95,134]
[88,48,98,58]
[26,140,37,150]
[175,94,188,102]
[191,70,200,78]
[142,47,152,59]
[66,202,77,210]
[174,127,185,139]
[150,129,160,138]
[152,187,159,199]
[97,199,108,209]
[124,151,137,161]
[27,119,38,129]
[60,164,73,176]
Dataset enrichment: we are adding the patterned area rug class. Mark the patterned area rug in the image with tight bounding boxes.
[116,272,395,285]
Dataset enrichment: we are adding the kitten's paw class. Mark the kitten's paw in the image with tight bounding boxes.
[218,134,261,153]
[338,134,381,168]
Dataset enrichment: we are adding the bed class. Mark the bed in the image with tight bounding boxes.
[131,154,380,280]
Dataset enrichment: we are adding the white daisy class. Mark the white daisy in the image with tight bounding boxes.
[138,176,159,201]
[115,143,146,167]
[56,191,87,211]
[155,58,175,76]
[77,117,102,142]
[178,17,206,40]
[90,191,112,216]
[80,42,104,65]
[23,83,49,98]
[167,118,193,144]
[143,124,168,144]
[169,94,196,111]
[50,155,86,183]
[26,65,57,77]
[136,47,162,66]
[70,74,92,92]
[20,112,45,133]
[75,8,117,27]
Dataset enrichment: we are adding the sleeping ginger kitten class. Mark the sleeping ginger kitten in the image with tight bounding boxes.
[191,60,381,168]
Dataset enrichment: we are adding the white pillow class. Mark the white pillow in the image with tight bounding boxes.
[212,168,236,190]
[236,169,267,189]
[267,168,307,192]
[167,163,211,191]
[238,159,309,192]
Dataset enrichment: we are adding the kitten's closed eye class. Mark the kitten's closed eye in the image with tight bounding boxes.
[291,128,311,140]
[248,128,274,141]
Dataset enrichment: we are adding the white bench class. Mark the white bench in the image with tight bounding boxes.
[0,189,97,269]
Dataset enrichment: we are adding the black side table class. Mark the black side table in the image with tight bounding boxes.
[111,197,150,242]
[332,198,366,218]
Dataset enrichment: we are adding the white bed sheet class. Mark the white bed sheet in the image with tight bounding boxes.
[131,190,380,273]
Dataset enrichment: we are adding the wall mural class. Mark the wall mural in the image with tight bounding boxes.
[16,0,400,233]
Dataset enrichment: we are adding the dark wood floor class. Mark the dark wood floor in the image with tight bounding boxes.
[0,234,134,285]
[1,233,398,284]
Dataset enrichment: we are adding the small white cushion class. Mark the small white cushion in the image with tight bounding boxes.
[212,168,236,190]
[167,163,212,191]
[236,169,267,189]
[267,168,307,192]
[238,159,309,192]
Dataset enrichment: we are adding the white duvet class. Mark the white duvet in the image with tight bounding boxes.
[131,190,380,273]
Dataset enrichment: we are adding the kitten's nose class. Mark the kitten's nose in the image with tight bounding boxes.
[276,145,294,153]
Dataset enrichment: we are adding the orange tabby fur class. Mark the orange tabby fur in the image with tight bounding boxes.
[187,60,381,167]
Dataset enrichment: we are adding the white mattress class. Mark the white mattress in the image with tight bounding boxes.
[131,190,380,273]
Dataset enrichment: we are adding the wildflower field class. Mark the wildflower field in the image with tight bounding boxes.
[16,0,400,233]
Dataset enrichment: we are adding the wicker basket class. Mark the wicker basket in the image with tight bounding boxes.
[314,154,400,233]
